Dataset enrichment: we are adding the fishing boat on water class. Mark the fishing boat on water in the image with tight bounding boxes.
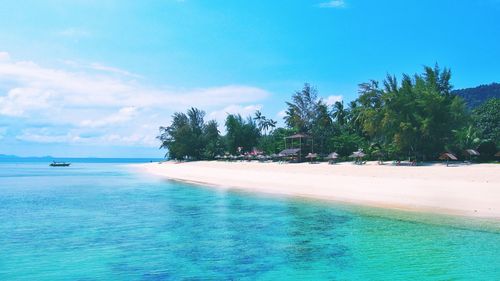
[49,161,71,167]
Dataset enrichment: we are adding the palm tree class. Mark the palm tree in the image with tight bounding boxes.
[254,110,267,134]
[332,101,347,127]
[254,110,277,135]
[254,110,264,123]
[267,119,277,133]
[453,125,481,150]
[262,119,277,135]
[284,83,319,133]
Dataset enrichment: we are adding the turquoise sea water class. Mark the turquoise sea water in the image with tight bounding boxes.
[0,162,499,280]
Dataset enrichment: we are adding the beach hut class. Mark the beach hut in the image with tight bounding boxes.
[257,154,267,162]
[349,150,366,164]
[305,152,318,163]
[327,152,339,164]
[270,153,279,162]
[279,148,301,156]
[464,149,480,163]
[284,133,313,162]
[278,148,301,162]
[439,152,458,167]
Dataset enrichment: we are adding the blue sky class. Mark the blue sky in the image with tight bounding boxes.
[1,0,499,157]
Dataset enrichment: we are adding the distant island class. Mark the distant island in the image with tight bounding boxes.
[0,155,162,163]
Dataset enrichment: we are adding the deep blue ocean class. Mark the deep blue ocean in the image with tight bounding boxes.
[0,161,499,280]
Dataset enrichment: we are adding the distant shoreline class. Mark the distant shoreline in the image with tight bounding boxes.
[133,161,500,219]
[0,156,162,163]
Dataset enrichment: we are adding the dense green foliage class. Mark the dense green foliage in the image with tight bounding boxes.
[352,65,468,160]
[159,65,499,161]
[472,98,500,144]
[158,108,223,160]
[225,114,261,154]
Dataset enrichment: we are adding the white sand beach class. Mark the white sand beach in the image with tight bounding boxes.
[134,161,500,219]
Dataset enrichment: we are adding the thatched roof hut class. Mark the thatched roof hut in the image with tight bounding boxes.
[284,133,310,139]
[279,148,301,156]
[305,153,318,159]
[465,149,480,156]
[349,151,366,158]
[439,152,458,161]
[284,133,312,162]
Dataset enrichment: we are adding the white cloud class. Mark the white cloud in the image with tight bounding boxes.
[61,60,142,78]
[324,95,343,106]
[57,28,91,38]
[317,0,346,8]
[0,88,54,117]
[207,104,263,130]
[0,53,271,147]
[89,62,142,78]
[16,129,81,144]
[0,52,10,61]
[80,106,138,128]
[16,127,158,147]
[0,58,269,110]
[277,109,287,118]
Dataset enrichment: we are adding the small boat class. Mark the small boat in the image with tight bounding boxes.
[50,161,71,167]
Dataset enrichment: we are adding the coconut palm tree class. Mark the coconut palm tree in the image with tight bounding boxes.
[332,101,347,127]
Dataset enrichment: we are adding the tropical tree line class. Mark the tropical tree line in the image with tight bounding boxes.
[158,65,499,161]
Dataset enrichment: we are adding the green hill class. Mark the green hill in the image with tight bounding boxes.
[452,83,500,108]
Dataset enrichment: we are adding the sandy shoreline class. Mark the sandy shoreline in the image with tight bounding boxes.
[132,161,500,219]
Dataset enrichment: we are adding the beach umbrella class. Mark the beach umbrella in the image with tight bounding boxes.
[465,149,480,156]
[439,152,458,161]
[464,149,480,162]
[279,148,301,156]
[350,150,366,165]
[349,151,366,158]
[305,153,318,163]
[327,152,339,159]
[439,152,458,166]
[326,152,339,164]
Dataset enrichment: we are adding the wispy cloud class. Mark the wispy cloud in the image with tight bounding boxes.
[0,51,271,147]
[89,63,141,78]
[16,127,158,147]
[60,60,142,78]
[324,95,343,105]
[57,27,91,38]
[277,110,287,118]
[207,104,263,132]
[80,107,139,128]
[0,52,10,61]
[317,0,346,8]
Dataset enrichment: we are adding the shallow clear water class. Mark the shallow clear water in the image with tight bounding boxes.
[0,163,499,280]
